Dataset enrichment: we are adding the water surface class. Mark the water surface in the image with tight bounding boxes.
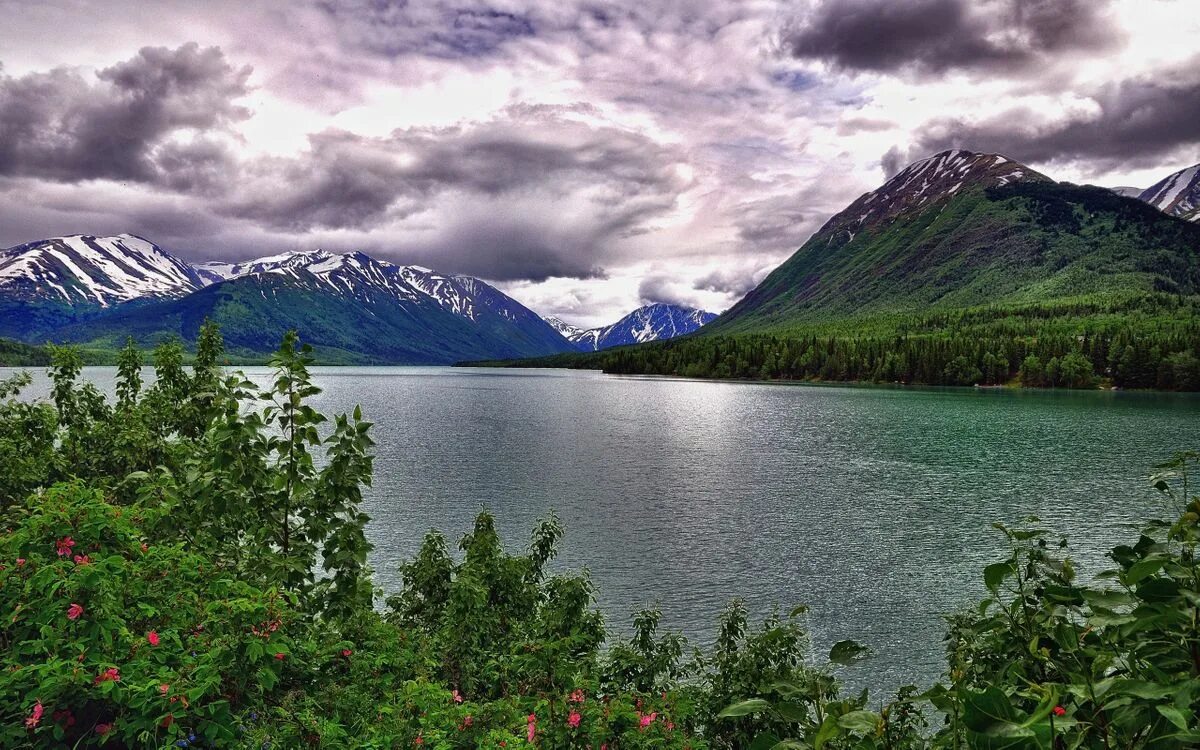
[7,365,1198,696]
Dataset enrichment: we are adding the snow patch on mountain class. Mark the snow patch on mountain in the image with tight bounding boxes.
[0,234,202,306]
[196,248,551,327]
[544,316,585,339]
[553,303,717,351]
[827,150,1049,237]
[1140,164,1200,221]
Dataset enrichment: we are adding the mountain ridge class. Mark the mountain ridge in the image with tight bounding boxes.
[545,303,717,351]
[0,236,576,364]
[710,149,1200,334]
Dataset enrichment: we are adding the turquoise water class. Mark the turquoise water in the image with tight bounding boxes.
[7,365,1199,696]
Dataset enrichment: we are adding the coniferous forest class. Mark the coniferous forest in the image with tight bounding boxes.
[2,326,1199,747]
[483,293,1200,390]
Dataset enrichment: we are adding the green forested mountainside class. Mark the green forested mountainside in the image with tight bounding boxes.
[2,329,1199,747]
[0,338,50,366]
[44,271,572,365]
[477,293,1200,389]
[713,182,1200,334]
[483,179,1200,389]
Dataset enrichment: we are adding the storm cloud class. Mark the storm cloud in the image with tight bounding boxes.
[895,64,1200,172]
[782,0,1122,77]
[0,43,250,186]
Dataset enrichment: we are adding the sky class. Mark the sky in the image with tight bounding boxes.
[1,0,1198,327]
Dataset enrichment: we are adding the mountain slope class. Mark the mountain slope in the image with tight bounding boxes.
[545,316,586,340]
[710,149,1200,334]
[0,233,202,305]
[0,234,204,339]
[1139,164,1200,222]
[557,304,717,351]
[46,249,575,364]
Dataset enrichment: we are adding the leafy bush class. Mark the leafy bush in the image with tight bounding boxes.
[2,325,1198,748]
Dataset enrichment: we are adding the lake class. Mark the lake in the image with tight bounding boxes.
[6,365,1198,697]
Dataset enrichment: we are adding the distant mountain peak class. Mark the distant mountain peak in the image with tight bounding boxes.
[1109,186,1144,198]
[840,150,1048,234]
[544,316,585,338]
[1139,163,1200,221]
[560,302,717,351]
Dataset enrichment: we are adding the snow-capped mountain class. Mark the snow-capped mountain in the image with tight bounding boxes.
[0,236,577,362]
[194,249,553,329]
[0,234,203,306]
[1139,164,1200,222]
[552,303,717,351]
[544,316,586,340]
[833,150,1047,236]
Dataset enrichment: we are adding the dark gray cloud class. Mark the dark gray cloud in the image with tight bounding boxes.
[782,0,1122,77]
[216,109,688,280]
[896,65,1200,171]
[637,275,696,307]
[406,216,610,282]
[693,266,767,298]
[0,43,250,185]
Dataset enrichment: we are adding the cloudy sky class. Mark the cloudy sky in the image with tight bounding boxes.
[1,0,1197,326]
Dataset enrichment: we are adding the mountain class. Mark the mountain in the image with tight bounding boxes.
[486,149,1200,391]
[709,149,1200,333]
[1108,186,1143,198]
[548,304,717,351]
[1,238,576,364]
[0,234,204,339]
[1139,164,1200,222]
[544,316,586,339]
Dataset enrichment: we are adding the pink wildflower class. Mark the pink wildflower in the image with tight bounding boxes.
[527,713,537,743]
[569,689,585,703]
[567,710,582,728]
[159,684,170,695]
[94,667,120,685]
[73,554,91,566]
[56,536,75,556]
[639,711,657,729]
[341,648,352,657]
[25,701,43,729]
[16,558,25,567]
[95,722,112,735]
[66,603,84,621]
[452,689,463,703]
[147,631,160,647]
[274,652,286,661]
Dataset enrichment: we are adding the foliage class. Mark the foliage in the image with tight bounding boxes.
[2,326,1199,748]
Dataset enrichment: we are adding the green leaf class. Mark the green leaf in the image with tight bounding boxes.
[829,639,871,665]
[719,698,772,718]
[1157,704,1191,731]
[837,710,880,734]
[773,700,808,723]
[1124,556,1166,584]
[984,561,1015,591]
